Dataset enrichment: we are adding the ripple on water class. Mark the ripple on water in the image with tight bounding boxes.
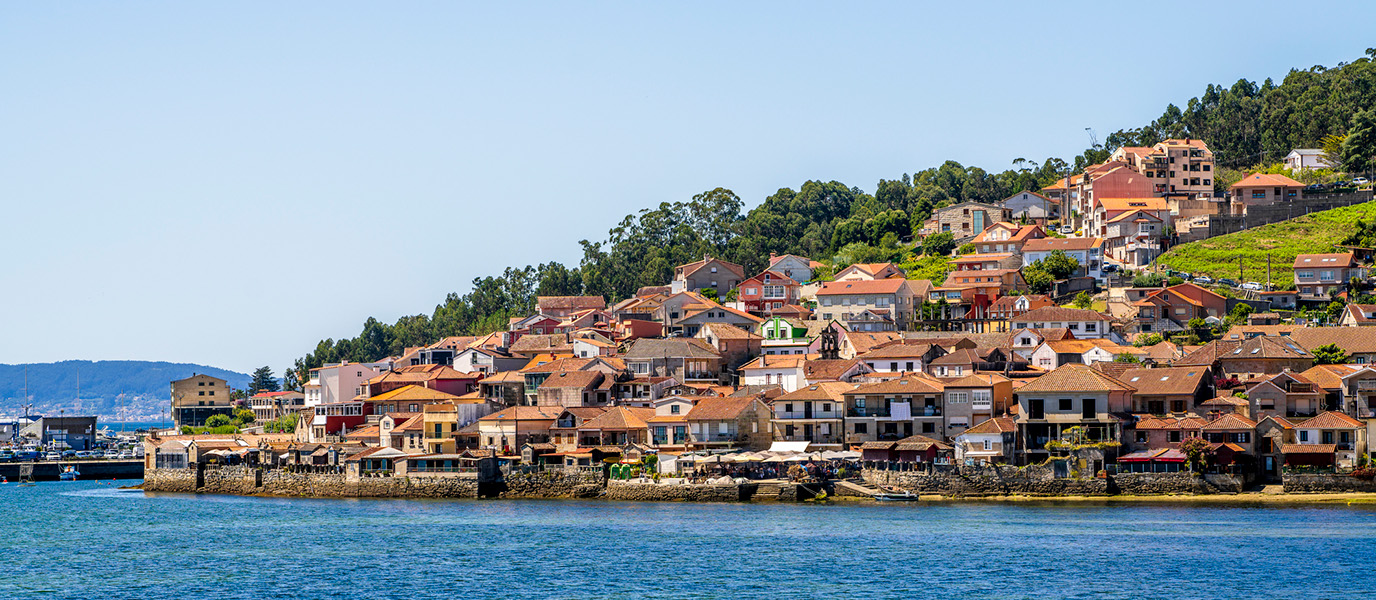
[4,481,1376,599]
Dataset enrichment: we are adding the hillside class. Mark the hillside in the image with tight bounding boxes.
[0,361,251,420]
[1156,199,1376,284]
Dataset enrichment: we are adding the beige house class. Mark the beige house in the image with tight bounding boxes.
[835,262,905,281]
[1014,364,1135,465]
[1230,172,1304,212]
[685,396,772,450]
[1111,138,1216,197]
[670,255,745,296]
[1293,253,1363,302]
[815,278,919,329]
[770,381,852,448]
[170,374,234,429]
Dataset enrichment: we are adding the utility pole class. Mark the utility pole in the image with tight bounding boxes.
[1267,254,1272,290]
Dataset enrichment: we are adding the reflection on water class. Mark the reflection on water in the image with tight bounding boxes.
[5,480,1376,599]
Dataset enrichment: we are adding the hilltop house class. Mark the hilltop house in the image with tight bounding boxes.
[671,255,745,297]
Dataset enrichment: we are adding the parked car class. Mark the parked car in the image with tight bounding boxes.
[1354,177,1370,186]
[1242,281,1263,291]
[1061,225,1074,234]
[61,450,77,459]
[1102,264,1119,273]
[0,450,14,462]
[118,451,134,460]
[1219,278,1238,287]
[43,452,61,461]
[104,451,121,460]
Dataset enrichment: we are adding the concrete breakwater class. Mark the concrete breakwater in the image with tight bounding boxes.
[862,466,1247,497]
[1,460,144,482]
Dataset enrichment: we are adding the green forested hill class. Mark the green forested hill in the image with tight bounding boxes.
[0,361,250,418]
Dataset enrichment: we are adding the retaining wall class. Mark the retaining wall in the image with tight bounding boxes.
[861,467,1246,497]
[605,481,742,502]
[1283,473,1376,493]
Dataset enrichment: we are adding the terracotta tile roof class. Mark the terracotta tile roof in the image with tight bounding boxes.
[1295,411,1363,429]
[365,384,464,403]
[1202,413,1258,430]
[844,331,904,354]
[774,381,854,402]
[1022,237,1105,252]
[1231,172,1303,189]
[943,373,1009,388]
[520,357,594,374]
[1345,304,1376,324]
[540,370,604,389]
[1178,336,1311,365]
[858,342,939,360]
[580,406,655,431]
[537,296,607,312]
[677,257,745,281]
[1282,443,1336,454]
[817,278,909,295]
[1117,367,1207,396]
[480,406,562,421]
[1200,396,1249,407]
[865,434,951,452]
[930,348,984,366]
[1091,362,1135,380]
[1299,364,1365,390]
[1290,327,1376,355]
[962,417,1015,435]
[396,415,426,432]
[622,338,722,360]
[1292,252,1357,269]
[1096,197,1169,212]
[510,333,575,354]
[844,375,945,395]
[685,397,759,421]
[1017,364,1134,393]
[803,359,865,381]
[1013,306,1110,324]
[701,322,764,341]
[739,354,811,370]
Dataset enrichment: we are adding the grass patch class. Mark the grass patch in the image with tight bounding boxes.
[1157,199,1376,283]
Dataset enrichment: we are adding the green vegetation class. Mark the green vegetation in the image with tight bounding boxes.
[1157,199,1376,282]
[1071,291,1093,309]
[898,253,953,282]
[264,412,300,434]
[1311,343,1350,365]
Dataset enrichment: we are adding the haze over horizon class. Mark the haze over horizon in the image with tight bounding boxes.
[4,2,1374,374]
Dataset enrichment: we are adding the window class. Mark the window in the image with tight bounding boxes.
[905,361,915,372]
[890,362,898,371]
[1136,431,1147,443]
[983,439,992,451]
[1169,431,1181,443]
[822,403,831,412]
[670,404,680,414]
[198,391,205,396]
[1085,323,1097,332]
[922,422,935,434]
[1299,430,1309,442]
[784,403,794,413]
[854,423,867,434]
[1059,398,1072,411]
[745,287,758,296]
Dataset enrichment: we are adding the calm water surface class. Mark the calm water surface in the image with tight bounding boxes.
[5,480,1375,599]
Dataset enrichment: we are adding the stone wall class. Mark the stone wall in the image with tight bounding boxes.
[1283,473,1376,493]
[605,481,741,502]
[499,472,605,499]
[862,467,1248,497]
[1113,472,1245,495]
[862,465,1110,497]
[142,467,197,493]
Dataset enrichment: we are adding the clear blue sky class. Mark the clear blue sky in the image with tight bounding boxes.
[3,2,1374,375]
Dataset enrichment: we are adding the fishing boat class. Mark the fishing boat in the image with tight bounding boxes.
[873,490,921,502]
[59,465,80,481]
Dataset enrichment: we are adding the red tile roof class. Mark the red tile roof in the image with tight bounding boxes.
[1230,172,1303,189]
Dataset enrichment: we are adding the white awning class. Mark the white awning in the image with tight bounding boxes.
[768,441,810,453]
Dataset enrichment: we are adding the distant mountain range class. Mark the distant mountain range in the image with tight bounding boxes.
[0,360,251,420]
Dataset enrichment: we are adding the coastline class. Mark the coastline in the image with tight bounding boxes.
[882,492,1376,505]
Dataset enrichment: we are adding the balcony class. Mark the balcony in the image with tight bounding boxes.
[775,413,841,420]
[683,372,719,381]
[1355,380,1376,390]
[971,402,992,411]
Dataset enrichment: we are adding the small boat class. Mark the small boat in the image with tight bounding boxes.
[873,490,921,501]
[59,466,80,481]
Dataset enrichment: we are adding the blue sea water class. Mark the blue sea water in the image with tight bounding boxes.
[5,480,1376,599]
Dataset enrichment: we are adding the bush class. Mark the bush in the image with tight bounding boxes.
[1351,467,1376,481]
[205,414,232,428]
[923,232,956,256]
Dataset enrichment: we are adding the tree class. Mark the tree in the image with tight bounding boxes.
[1178,436,1212,472]
[1113,353,1141,364]
[1072,291,1093,309]
[205,414,233,428]
[250,366,280,393]
[699,287,719,301]
[1133,333,1164,347]
[1133,272,1164,287]
[1311,343,1350,365]
[1342,107,1376,179]
[1023,265,1054,294]
[233,408,255,425]
[922,232,956,257]
[1039,250,1080,280]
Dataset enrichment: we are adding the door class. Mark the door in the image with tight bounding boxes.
[804,402,813,419]
[803,424,813,441]
[1030,399,1045,420]
[1264,456,1275,479]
